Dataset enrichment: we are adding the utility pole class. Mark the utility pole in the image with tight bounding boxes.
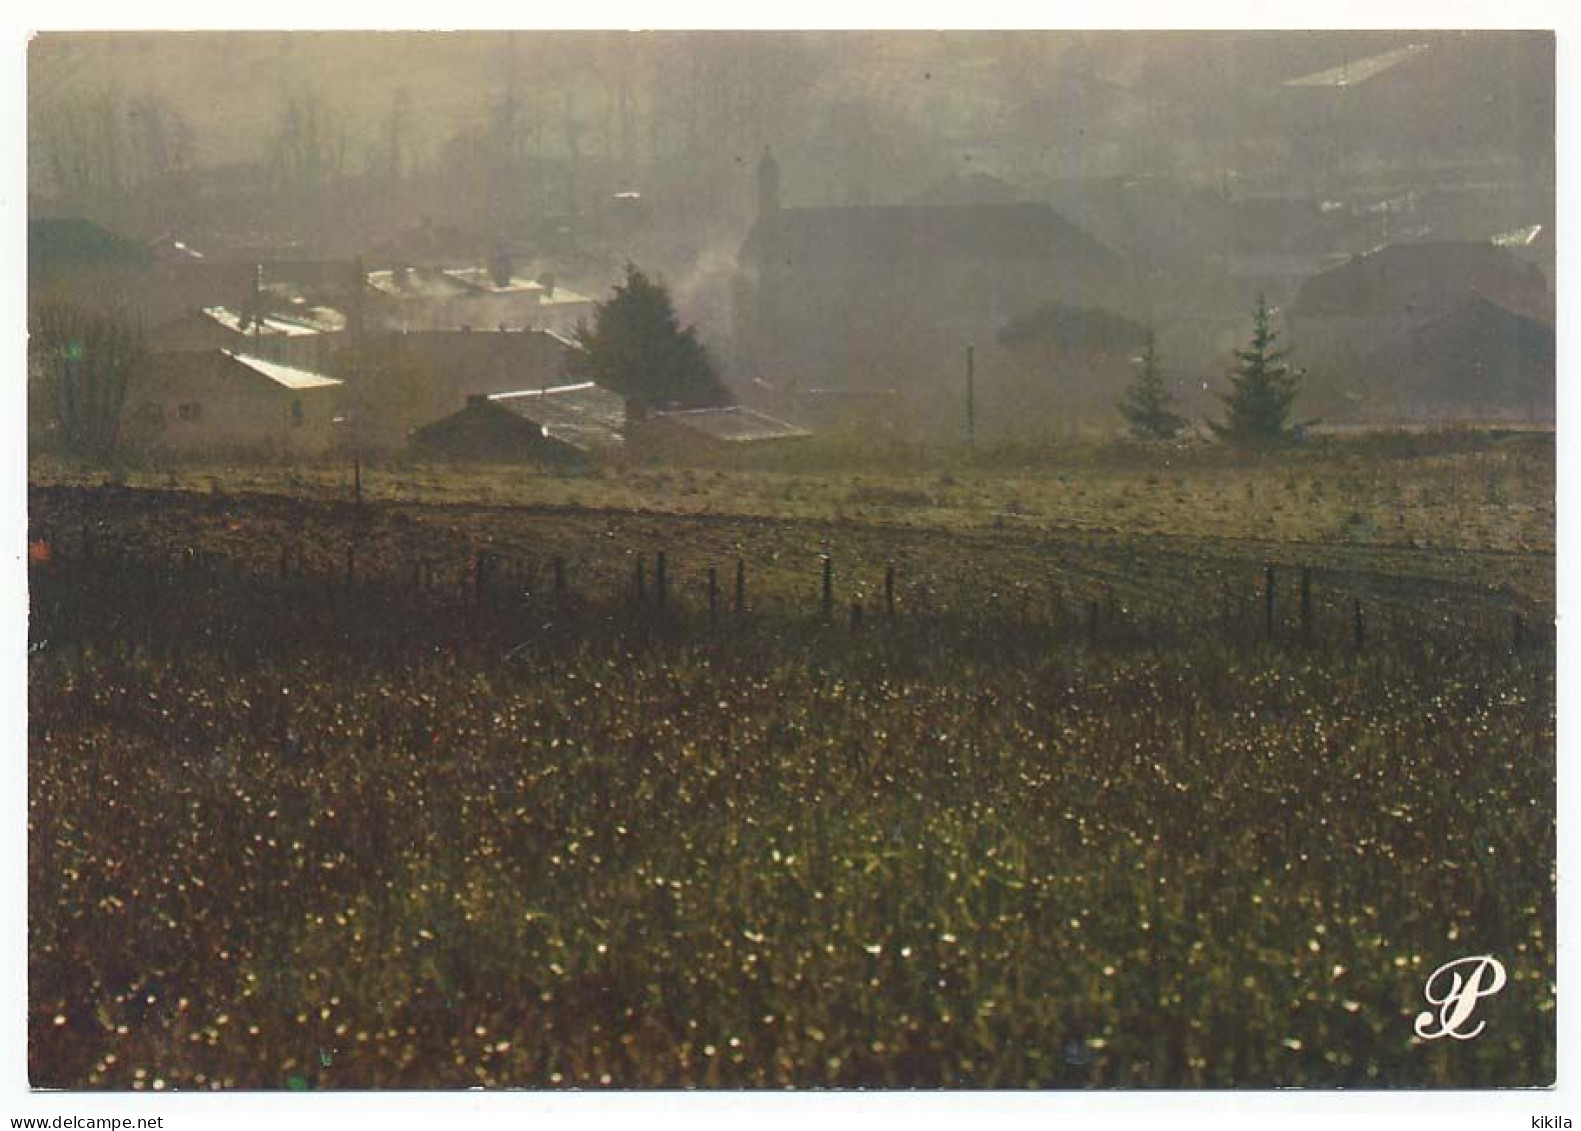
[966,344,975,454]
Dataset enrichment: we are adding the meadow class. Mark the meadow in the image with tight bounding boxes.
[27,437,1556,1089]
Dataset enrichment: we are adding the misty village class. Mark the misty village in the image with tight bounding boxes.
[25,31,1556,1094]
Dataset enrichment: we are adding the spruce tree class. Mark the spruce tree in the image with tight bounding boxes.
[566,264,729,409]
[1117,331,1185,441]
[1212,295,1302,447]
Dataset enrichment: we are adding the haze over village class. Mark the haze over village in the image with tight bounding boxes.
[27,30,1555,460]
[25,29,1559,1093]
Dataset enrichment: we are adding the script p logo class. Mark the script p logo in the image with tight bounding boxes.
[1413,955,1508,1041]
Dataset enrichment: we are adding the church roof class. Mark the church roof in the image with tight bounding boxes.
[740,201,1116,270]
[909,171,1026,207]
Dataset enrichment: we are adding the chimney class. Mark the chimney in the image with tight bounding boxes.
[248,263,263,333]
[489,247,512,288]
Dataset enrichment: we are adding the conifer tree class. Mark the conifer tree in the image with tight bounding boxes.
[566,264,729,409]
[1212,295,1302,447]
[1117,331,1185,441]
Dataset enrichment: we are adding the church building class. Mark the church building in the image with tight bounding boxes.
[732,150,1125,403]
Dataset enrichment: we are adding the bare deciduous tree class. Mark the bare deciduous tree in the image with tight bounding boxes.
[30,301,143,461]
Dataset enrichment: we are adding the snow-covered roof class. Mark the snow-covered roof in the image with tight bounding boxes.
[202,306,322,338]
[648,406,811,443]
[1283,43,1429,88]
[281,305,348,334]
[221,350,343,391]
[443,267,543,295]
[490,382,625,452]
[441,267,594,307]
[366,268,472,299]
[1493,224,1544,249]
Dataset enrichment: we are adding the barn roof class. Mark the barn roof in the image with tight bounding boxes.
[648,406,811,443]
[489,382,626,452]
[1289,241,1550,320]
[411,398,589,465]
[1410,294,1557,343]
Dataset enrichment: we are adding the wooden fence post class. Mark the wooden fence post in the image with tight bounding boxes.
[850,599,864,631]
[636,556,647,605]
[1264,564,1276,640]
[1087,598,1099,646]
[735,556,746,615]
[1299,567,1312,640]
[1513,612,1526,652]
[1353,598,1365,653]
[708,566,719,619]
[656,551,668,611]
[821,555,834,622]
[554,556,567,594]
[885,564,896,618]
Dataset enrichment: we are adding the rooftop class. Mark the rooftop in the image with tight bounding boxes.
[202,306,325,338]
[280,304,348,334]
[221,350,343,391]
[1290,241,1550,319]
[1283,43,1430,88]
[366,267,473,300]
[490,381,626,452]
[741,201,1116,270]
[443,268,595,306]
[648,406,811,444]
[443,267,544,295]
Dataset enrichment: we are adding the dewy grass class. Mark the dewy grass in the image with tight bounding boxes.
[26,448,1555,1089]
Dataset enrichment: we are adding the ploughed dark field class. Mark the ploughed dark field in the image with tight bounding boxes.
[28,478,1555,1088]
